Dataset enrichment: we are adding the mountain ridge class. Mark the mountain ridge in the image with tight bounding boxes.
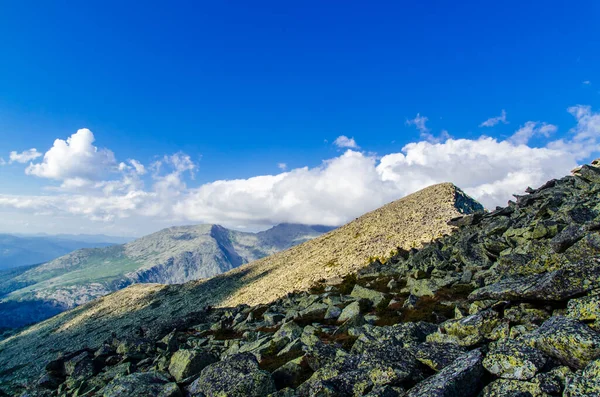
[0,223,333,329]
[0,182,482,392]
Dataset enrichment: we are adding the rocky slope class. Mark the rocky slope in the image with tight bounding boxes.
[0,182,481,394]
[9,161,600,396]
[15,163,600,395]
[0,224,331,329]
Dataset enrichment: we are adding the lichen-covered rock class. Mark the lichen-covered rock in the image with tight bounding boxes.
[567,295,600,329]
[481,379,547,397]
[405,349,484,397]
[521,316,600,369]
[337,301,364,326]
[64,351,95,380]
[483,339,547,380]
[168,348,218,382]
[432,309,499,347]
[273,321,303,344]
[534,365,571,395]
[469,270,587,302]
[563,359,600,397]
[187,353,275,397]
[102,372,181,397]
[350,285,386,306]
[412,342,466,371]
[324,305,342,320]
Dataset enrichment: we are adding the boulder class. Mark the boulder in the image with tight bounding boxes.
[102,372,181,397]
[272,322,303,344]
[337,301,364,326]
[413,342,467,371]
[482,339,547,380]
[521,316,600,369]
[350,285,386,306]
[405,349,484,397]
[563,359,600,396]
[187,353,276,397]
[469,269,592,302]
[64,351,95,380]
[480,379,545,397]
[168,348,218,382]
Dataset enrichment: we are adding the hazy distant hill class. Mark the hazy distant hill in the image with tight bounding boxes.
[0,223,332,328]
[0,234,129,270]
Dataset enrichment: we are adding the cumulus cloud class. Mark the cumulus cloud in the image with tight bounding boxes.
[333,135,359,149]
[278,163,287,171]
[509,121,557,145]
[9,148,42,163]
[480,110,508,127]
[2,105,600,235]
[547,105,600,159]
[26,129,116,183]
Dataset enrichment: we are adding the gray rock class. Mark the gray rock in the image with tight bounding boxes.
[337,301,364,326]
[187,353,276,397]
[406,349,484,397]
[168,348,218,382]
[483,339,547,380]
[324,305,342,320]
[350,285,386,306]
[102,372,181,397]
[413,342,467,371]
[480,379,544,397]
[520,316,600,369]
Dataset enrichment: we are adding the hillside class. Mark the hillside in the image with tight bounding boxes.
[0,182,482,393]
[0,223,331,329]
[4,162,600,396]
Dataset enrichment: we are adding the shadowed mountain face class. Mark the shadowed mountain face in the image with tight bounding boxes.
[0,182,483,393]
[0,223,332,329]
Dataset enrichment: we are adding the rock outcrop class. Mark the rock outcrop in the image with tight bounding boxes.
[4,162,600,396]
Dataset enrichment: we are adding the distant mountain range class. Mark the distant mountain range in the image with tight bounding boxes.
[0,223,333,329]
[0,233,133,270]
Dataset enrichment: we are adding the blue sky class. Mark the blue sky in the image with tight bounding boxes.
[0,1,599,236]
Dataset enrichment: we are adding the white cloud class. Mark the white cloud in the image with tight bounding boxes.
[509,121,557,145]
[26,129,116,183]
[583,80,591,85]
[278,163,287,171]
[2,105,600,236]
[9,148,42,163]
[333,135,359,149]
[129,159,146,175]
[547,105,600,159]
[480,109,508,127]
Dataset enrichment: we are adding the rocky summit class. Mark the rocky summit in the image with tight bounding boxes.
[3,163,600,396]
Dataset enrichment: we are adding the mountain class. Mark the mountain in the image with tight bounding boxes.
[3,163,600,396]
[0,234,128,270]
[0,223,333,329]
[0,182,484,393]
